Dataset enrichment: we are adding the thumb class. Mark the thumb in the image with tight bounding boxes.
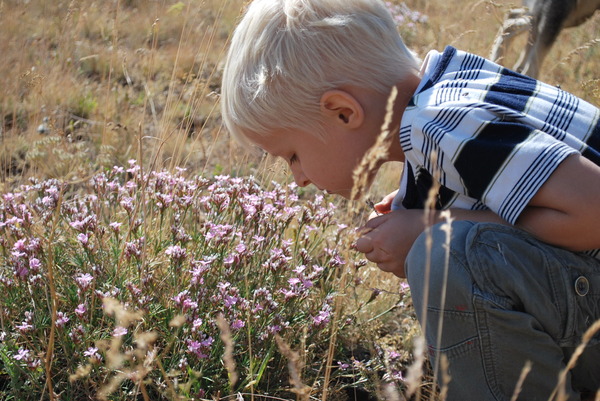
[374,190,398,214]
[374,203,391,215]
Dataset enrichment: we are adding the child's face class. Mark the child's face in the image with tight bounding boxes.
[246,124,377,199]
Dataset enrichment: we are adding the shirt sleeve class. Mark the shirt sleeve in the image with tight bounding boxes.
[405,101,578,224]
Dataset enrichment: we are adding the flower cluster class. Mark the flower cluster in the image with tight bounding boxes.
[0,160,386,399]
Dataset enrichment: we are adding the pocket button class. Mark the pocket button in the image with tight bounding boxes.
[575,276,590,296]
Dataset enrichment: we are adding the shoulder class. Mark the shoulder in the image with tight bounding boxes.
[402,48,505,121]
[417,47,502,92]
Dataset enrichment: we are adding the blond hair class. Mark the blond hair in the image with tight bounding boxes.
[221,0,420,144]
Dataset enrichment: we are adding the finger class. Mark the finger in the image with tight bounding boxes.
[374,198,391,210]
[374,203,392,214]
[375,191,398,211]
[375,261,406,278]
[355,235,374,254]
[356,226,374,236]
[363,213,391,229]
[374,198,392,212]
[363,246,391,265]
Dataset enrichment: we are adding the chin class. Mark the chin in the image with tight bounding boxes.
[344,189,360,200]
[326,186,365,200]
[325,189,347,198]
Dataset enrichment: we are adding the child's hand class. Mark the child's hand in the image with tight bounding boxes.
[355,209,425,278]
[371,190,398,217]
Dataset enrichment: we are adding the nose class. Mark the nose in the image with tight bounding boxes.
[290,164,311,187]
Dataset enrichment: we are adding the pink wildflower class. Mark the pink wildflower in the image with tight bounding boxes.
[16,321,33,332]
[77,233,89,246]
[75,273,94,290]
[186,336,214,359]
[182,298,198,311]
[231,319,245,330]
[288,278,301,286]
[84,347,102,362]
[27,358,41,370]
[119,197,134,213]
[109,222,122,233]
[280,288,297,300]
[55,312,70,327]
[75,303,87,317]
[165,245,187,262]
[14,348,30,361]
[113,326,128,337]
[192,318,203,332]
[28,258,41,272]
[13,239,27,252]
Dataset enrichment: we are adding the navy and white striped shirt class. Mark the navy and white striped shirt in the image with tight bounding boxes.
[394,46,600,256]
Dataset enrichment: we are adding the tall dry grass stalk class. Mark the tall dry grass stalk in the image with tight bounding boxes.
[510,361,532,401]
[275,335,311,401]
[351,86,399,203]
[217,313,239,390]
[404,335,426,398]
[406,150,443,401]
[550,319,600,401]
[431,211,453,396]
[347,72,444,400]
[438,355,450,401]
[349,78,451,400]
[43,186,66,401]
[96,298,149,400]
[550,38,600,76]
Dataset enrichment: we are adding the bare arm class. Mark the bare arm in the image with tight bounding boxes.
[357,153,600,277]
[516,153,600,251]
[356,208,505,277]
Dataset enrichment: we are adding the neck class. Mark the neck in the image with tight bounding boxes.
[387,72,421,163]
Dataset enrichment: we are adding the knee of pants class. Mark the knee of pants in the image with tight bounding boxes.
[406,220,477,314]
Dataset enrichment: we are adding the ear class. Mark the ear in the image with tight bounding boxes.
[320,89,364,129]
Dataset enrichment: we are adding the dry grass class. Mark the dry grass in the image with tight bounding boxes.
[1,0,597,190]
[0,0,598,399]
[0,0,261,190]
[403,0,599,98]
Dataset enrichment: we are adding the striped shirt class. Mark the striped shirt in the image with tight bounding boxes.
[393,46,600,257]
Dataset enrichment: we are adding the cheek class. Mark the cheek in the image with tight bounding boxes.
[304,153,337,182]
[302,143,356,186]
[327,155,357,185]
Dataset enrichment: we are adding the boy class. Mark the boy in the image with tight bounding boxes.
[220,0,600,399]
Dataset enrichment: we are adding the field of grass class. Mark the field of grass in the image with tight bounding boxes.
[0,0,598,400]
